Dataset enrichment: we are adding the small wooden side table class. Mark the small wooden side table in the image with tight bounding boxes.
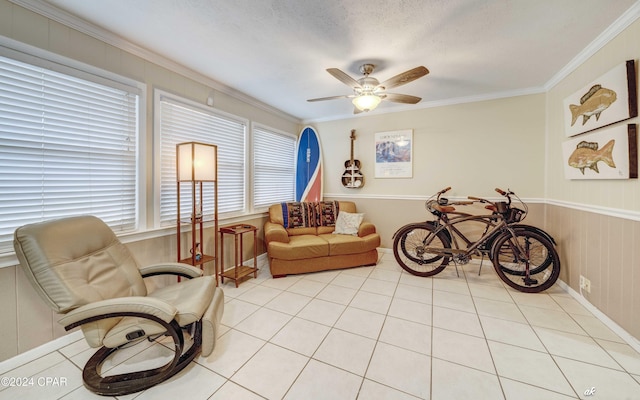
[219,224,258,287]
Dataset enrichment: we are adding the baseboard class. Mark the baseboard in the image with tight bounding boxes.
[0,330,84,375]
[221,252,268,274]
[557,279,640,353]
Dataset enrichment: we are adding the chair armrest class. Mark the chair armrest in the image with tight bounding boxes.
[59,297,178,330]
[139,263,203,279]
[264,221,289,244]
[358,221,377,237]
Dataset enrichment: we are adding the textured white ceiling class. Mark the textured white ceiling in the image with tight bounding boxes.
[42,0,638,121]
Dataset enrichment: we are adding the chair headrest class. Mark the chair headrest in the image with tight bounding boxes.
[13,215,146,313]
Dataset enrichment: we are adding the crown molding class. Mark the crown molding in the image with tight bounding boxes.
[545,1,640,91]
[9,0,301,124]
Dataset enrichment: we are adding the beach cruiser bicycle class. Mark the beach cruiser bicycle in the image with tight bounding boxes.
[392,187,560,293]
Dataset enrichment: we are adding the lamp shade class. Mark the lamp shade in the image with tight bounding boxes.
[352,94,382,112]
[177,142,217,182]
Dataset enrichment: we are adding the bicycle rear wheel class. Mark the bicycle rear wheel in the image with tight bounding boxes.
[490,230,560,293]
[393,224,450,277]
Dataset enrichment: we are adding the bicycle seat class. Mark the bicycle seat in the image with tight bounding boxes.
[485,205,497,212]
[432,203,456,213]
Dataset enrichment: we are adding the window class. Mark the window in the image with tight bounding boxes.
[253,125,296,209]
[0,54,140,253]
[156,92,246,227]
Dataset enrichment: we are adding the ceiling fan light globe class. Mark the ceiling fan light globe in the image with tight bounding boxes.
[352,94,382,112]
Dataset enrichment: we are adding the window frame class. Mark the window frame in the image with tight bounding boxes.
[153,89,250,227]
[0,38,299,267]
[0,41,147,265]
[251,122,297,212]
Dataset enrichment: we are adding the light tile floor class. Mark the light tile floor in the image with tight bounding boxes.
[2,252,640,399]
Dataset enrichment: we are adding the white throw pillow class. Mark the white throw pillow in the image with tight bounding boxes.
[333,211,364,236]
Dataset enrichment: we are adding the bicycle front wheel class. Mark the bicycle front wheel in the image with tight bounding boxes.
[493,226,553,275]
[490,230,560,293]
[393,224,451,277]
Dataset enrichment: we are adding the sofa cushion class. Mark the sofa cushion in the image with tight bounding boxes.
[267,235,329,260]
[319,233,380,256]
[286,227,318,236]
[333,211,364,235]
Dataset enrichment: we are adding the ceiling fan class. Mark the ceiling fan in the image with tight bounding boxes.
[307,64,429,113]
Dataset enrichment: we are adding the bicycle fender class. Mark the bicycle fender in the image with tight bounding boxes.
[391,221,452,243]
[484,224,557,251]
[511,224,557,245]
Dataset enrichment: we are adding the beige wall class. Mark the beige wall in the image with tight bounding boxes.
[314,94,546,199]
[314,94,547,251]
[545,18,640,210]
[544,17,640,339]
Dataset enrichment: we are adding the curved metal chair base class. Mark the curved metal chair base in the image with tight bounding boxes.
[83,320,203,396]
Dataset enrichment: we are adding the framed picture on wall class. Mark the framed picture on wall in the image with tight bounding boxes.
[375,129,413,178]
[563,60,637,137]
[562,124,637,180]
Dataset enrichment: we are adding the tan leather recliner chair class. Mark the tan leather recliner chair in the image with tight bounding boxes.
[13,215,224,396]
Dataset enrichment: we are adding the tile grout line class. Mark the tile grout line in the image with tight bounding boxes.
[510,287,582,398]
[460,262,508,400]
[355,257,402,399]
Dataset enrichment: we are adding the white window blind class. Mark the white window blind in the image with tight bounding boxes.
[253,126,295,209]
[0,55,139,253]
[158,97,245,226]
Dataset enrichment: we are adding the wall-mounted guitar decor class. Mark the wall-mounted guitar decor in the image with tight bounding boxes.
[342,129,364,188]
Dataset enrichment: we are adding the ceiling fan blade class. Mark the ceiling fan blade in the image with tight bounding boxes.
[327,68,362,90]
[384,93,422,104]
[378,66,429,90]
[307,95,352,102]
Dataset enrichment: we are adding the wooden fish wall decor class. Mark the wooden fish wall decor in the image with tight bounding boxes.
[563,60,637,137]
[569,84,617,127]
[568,139,616,174]
[562,124,637,180]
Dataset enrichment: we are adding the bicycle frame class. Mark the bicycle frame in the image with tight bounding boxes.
[393,186,561,292]
[426,210,515,259]
[415,187,530,263]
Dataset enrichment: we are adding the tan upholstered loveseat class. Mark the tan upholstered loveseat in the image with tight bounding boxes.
[264,201,380,277]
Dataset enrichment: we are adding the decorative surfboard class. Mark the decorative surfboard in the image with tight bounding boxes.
[295,126,323,201]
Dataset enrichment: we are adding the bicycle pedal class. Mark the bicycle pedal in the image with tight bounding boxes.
[524,277,538,286]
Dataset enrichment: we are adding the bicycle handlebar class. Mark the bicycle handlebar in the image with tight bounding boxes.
[495,188,513,205]
[452,201,474,205]
[427,186,525,220]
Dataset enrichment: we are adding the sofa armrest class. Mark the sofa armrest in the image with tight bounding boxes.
[358,221,377,237]
[264,221,290,244]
